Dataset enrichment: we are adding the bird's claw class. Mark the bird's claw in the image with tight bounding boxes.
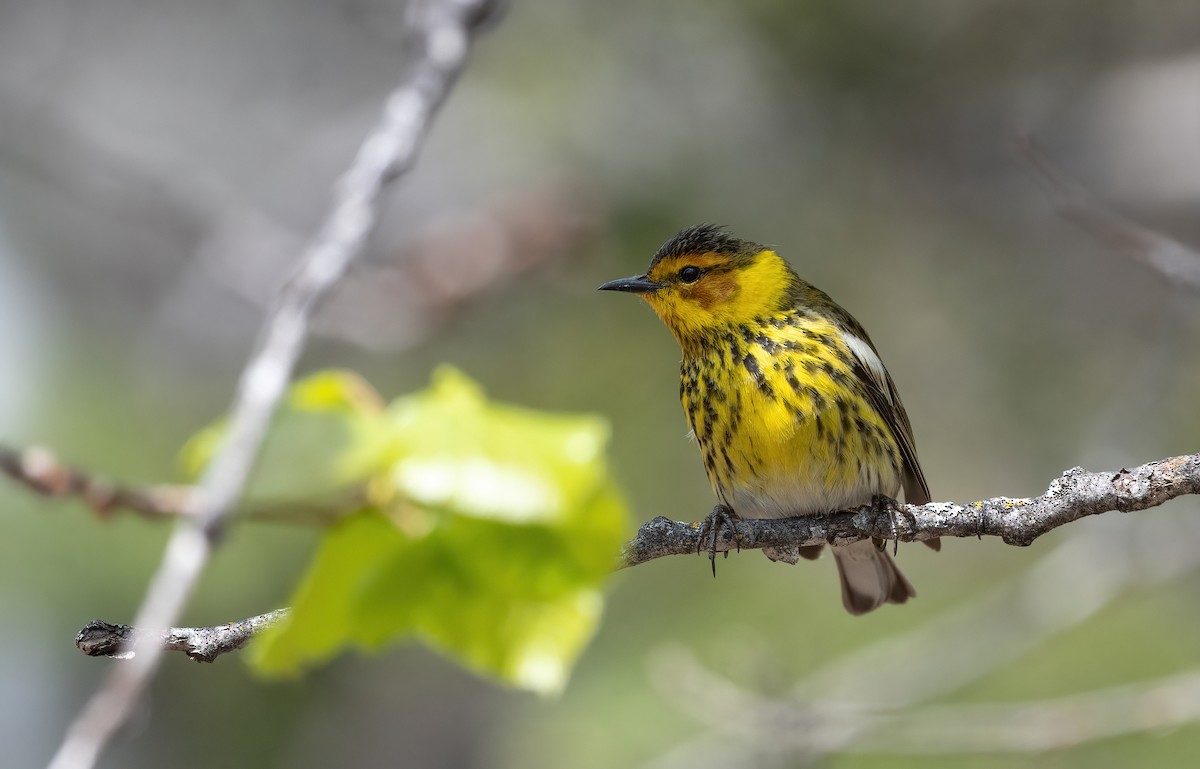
[868,495,895,555]
[696,504,740,576]
[870,494,911,555]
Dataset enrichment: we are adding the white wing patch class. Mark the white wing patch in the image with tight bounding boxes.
[842,332,893,407]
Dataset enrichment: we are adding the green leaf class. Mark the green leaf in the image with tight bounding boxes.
[386,367,616,528]
[249,367,631,696]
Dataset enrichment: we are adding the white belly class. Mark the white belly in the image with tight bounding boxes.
[725,461,900,519]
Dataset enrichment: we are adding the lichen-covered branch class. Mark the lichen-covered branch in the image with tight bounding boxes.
[72,453,1199,671]
[76,609,290,664]
[620,452,1200,568]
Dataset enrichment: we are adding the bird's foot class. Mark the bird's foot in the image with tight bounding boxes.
[871,494,902,555]
[696,504,740,576]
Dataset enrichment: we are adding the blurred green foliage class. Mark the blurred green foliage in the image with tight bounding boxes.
[185,368,628,695]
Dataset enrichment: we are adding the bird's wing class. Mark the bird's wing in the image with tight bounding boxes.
[840,331,932,506]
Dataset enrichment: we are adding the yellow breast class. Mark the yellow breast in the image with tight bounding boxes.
[680,314,902,517]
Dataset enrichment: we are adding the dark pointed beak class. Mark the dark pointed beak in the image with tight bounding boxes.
[597,274,662,294]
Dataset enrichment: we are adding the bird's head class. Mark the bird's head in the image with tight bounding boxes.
[599,224,802,343]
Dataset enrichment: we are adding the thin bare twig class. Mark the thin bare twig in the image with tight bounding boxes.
[0,444,190,521]
[45,2,497,769]
[1011,133,1200,290]
[652,647,1200,756]
[849,669,1200,754]
[0,443,362,526]
[76,610,291,664]
[620,452,1200,568]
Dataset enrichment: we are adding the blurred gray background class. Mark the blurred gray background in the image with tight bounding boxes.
[3,1,1200,767]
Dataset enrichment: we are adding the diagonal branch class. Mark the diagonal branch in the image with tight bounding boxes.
[620,452,1200,568]
[1011,133,1200,291]
[45,3,499,769]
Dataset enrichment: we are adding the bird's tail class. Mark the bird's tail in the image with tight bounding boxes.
[832,539,916,615]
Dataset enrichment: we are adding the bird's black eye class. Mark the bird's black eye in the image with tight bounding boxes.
[679,266,702,284]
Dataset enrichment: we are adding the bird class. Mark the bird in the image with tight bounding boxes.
[599,224,937,615]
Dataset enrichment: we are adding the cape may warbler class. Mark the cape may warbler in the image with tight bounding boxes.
[601,224,936,615]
